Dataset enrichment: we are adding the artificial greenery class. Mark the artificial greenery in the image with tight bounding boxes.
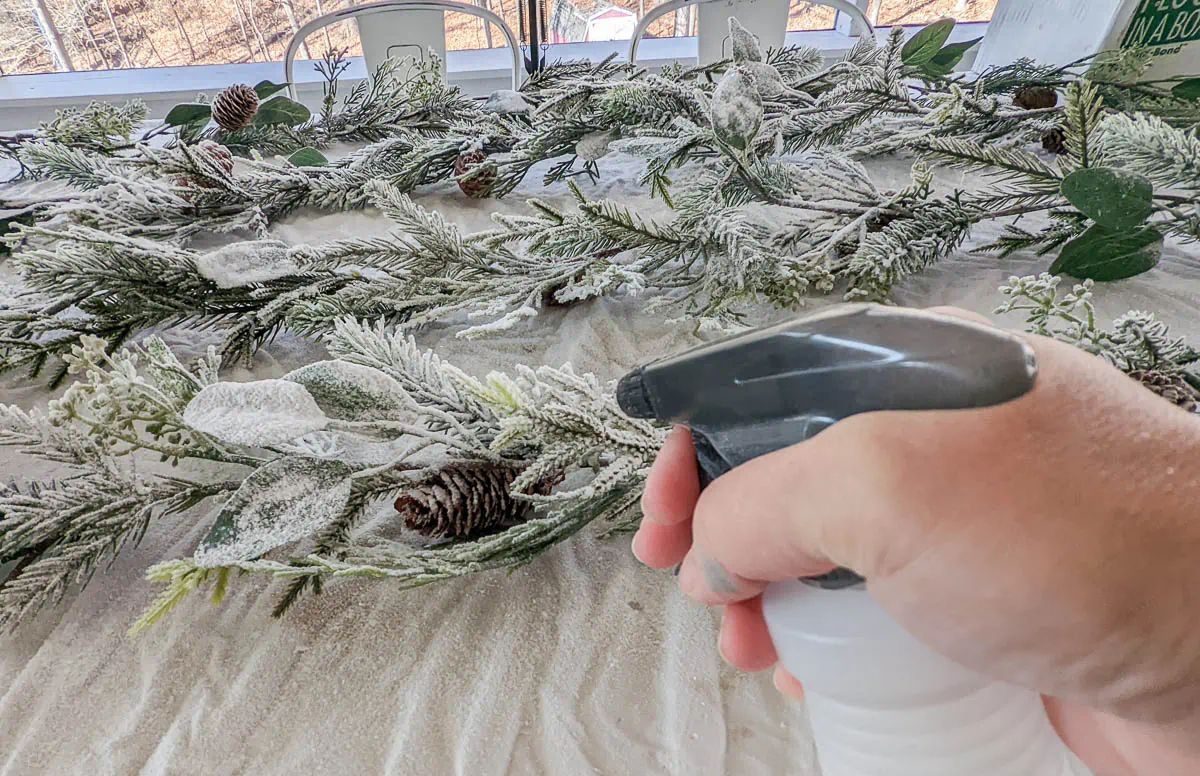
[2,17,1200,632]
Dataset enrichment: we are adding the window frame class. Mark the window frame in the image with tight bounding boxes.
[0,20,989,131]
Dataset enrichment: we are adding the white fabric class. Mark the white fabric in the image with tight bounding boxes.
[2,152,1199,775]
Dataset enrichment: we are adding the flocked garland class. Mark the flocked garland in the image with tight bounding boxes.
[1,19,1199,632]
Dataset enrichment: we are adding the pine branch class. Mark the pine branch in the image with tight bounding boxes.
[913,136,1061,183]
[1102,112,1200,192]
[1062,79,1107,169]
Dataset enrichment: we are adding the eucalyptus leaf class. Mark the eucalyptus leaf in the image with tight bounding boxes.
[252,95,311,127]
[711,69,763,151]
[1172,78,1200,101]
[164,103,212,127]
[254,80,289,100]
[1050,225,1163,281]
[922,37,984,76]
[729,17,763,64]
[901,18,955,66]
[287,147,329,167]
[183,379,329,446]
[284,361,411,422]
[1061,167,1154,230]
[192,240,300,289]
[194,457,353,567]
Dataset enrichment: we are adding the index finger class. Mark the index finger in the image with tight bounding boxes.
[640,426,700,526]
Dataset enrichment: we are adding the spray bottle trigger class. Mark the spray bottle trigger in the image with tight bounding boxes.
[689,430,731,491]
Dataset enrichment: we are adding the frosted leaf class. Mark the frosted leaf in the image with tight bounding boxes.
[711,69,763,151]
[183,380,328,446]
[482,90,533,115]
[194,456,353,566]
[729,17,764,64]
[740,61,787,99]
[575,130,616,162]
[193,239,301,289]
[283,360,410,422]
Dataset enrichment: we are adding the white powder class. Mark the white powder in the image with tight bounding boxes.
[183,379,329,446]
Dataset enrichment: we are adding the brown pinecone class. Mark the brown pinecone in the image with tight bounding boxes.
[454,149,496,199]
[395,463,554,540]
[1129,370,1200,412]
[174,141,235,203]
[1042,127,1067,155]
[212,84,259,131]
[1014,86,1059,110]
[195,140,235,176]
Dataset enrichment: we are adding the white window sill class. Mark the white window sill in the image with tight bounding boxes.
[0,22,987,132]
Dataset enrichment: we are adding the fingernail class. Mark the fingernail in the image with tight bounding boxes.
[631,530,647,564]
[701,556,741,595]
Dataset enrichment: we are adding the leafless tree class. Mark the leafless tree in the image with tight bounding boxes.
[166,0,197,60]
[98,0,131,66]
[27,0,76,71]
[279,0,311,58]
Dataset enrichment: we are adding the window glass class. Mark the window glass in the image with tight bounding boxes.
[867,0,997,27]
[0,0,518,76]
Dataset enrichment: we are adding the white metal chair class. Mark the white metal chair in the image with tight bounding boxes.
[627,0,875,66]
[284,0,524,98]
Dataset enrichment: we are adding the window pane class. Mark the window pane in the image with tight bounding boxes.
[539,0,838,45]
[868,0,997,27]
[0,0,515,76]
[446,2,521,51]
[787,2,837,33]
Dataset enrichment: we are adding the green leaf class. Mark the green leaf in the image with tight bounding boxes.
[921,37,984,76]
[286,146,329,167]
[901,18,955,66]
[1061,167,1154,230]
[1050,225,1163,281]
[252,95,311,127]
[194,457,353,567]
[164,102,212,127]
[283,361,408,421]
[254,80,289,100]
[1172,78,1200,101]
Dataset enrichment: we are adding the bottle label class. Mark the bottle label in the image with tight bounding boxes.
[1122,1,1200,53]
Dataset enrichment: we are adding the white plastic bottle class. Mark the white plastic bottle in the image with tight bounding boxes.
[762,579,1093,776]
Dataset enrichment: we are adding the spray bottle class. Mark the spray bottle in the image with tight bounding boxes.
[616,304,1092,776]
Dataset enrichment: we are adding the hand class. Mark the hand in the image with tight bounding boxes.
[632,309,1200,775]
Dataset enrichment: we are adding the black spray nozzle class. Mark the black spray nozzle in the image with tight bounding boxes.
[617,304,1039,587]
[616,368,654,419]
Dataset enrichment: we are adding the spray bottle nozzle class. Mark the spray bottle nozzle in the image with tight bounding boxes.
[615,368,654,419]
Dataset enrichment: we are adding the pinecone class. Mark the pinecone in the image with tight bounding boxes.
[1129,370,1200,412]
[1042,127,1067,155]
[454,149,496,199]
[1014,86,1059,110]
[212,84,259,131]
[195,140,235,176]
[395,463,554,540]
[174,141,236,203]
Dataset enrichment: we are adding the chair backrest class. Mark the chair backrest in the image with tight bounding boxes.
[284,0,523,99]
[628,0,875,66]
